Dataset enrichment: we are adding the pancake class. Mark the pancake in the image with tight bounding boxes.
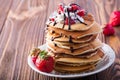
[47,37,99,49]
[55,49,104,64]
[46,32,97,43]
[48,49,98,58]
[56,61,97,67]
[47,13,94,31]
[47,39,103,55]
[54,63,96,73]
[47,21,102,39]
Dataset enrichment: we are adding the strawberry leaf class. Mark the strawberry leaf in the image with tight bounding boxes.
[39,50,48,59]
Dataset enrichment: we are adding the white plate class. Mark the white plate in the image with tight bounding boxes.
[28,43,115,78]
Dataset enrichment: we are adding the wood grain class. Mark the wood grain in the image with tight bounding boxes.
[0,0,119,80]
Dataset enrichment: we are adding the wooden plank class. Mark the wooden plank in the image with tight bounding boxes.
[94,0,120,80]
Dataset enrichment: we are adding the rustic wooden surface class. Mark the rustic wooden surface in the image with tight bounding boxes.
[0,0,120,80]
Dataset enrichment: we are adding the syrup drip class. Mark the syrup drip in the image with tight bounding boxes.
[53,21,57,26]
[69,36,73,43]
[77,18,87,25]
[54,43,57,47]
[70,47,74,53]
[51,33,62,41]
[67,8,71,30]
[62,13,66,29]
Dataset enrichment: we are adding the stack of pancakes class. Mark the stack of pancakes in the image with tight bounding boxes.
[46,4,104,73]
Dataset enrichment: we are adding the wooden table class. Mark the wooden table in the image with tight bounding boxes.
[0,0,120,80]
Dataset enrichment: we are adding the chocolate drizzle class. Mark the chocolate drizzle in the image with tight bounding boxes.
[70,47,74,53]
[54,43,57,47]
[67,8,71,30]
[77,18,87,25]
[69,36,73,43]
[47,25,49,27]
[51,30,55,34]
[53,21,57,26]
[62,13,66,29]
[51,37,54,41]
[51,33,62,41]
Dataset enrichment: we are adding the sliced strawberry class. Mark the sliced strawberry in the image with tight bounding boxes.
[103,24,115,36]
[65,18,75,25]
[69,4,81,12]
[50,18,55,22]
[30,48,41,64]
[35,50,54,73]
[58,4,64,14]
[77,9,85,16]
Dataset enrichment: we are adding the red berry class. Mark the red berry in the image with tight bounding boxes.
[58,4,64,13]
[71,4,81,12]
[77,9,85,16]
[109,11,120,27]
[32,56,37,64]
[65,18,75,25]
[103,24,115,36]
[35,56,54,73]
[50,18,55,21]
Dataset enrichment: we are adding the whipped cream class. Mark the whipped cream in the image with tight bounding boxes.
[46,3,87,26]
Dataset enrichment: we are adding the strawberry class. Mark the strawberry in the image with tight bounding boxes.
[50,18,55,22]
[69,4,81,12]
[109,10,120,27]
[30,48,41,64]
[35,50,54,73]
[65,18,75,25]
[58,4,64,14]
[103,24,115,36]
[77,9,85,16]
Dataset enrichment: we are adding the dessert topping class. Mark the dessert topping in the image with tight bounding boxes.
[46,3,88,28]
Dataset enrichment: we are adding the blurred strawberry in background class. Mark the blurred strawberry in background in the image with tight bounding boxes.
[109,10,120,27]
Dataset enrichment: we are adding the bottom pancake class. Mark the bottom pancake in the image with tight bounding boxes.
[54,64,96,73]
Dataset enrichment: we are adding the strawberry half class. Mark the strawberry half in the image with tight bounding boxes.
[103,24,115,36]
[35,50,54,73]
[58,4,64,14]
[30,48,41,64]
[77,9,85,16]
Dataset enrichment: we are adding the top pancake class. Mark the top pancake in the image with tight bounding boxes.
[47,21,102,39]
[47,13,95,31]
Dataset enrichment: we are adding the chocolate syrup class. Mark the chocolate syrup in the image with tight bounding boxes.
[47,25,49,27]
[51,30,55,34]
[67,8,71,30]
[54,43,57,47]
[53,21,57,26]
[70,47,74,53]
[69,36,73,43]
[51,37,54,41]
[51,33,62,41]
[77,18,87,25]
[62,13,66,29]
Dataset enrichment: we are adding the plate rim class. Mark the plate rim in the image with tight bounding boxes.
[27,43,115,78]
